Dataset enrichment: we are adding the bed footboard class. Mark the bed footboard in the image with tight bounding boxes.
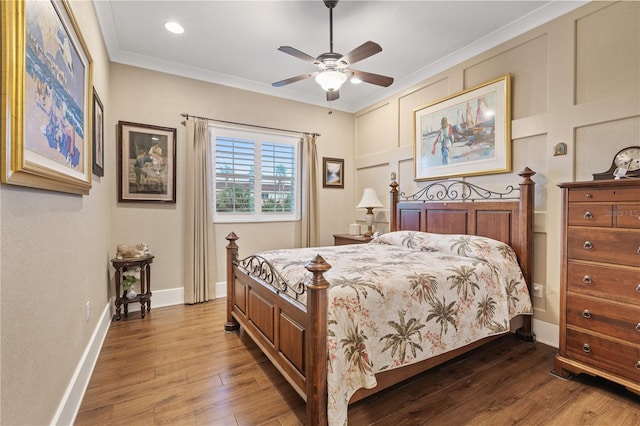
[225,233,330,425]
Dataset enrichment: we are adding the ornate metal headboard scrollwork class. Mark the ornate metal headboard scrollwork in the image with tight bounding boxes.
[397,179,520,203]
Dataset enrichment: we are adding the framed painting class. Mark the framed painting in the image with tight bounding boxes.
[1,0,93,194]
[117,121,176,203]
[323,157,344,188]
[92,88,104,177]
[414,74,511,181]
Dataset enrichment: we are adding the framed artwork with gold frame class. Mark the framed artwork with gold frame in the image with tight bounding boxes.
[1,0,93,195]
[414,74,511,181]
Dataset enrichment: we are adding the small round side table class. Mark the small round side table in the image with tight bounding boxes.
[110,255,154,321]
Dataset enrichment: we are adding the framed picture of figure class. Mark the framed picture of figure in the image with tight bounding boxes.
[414,74,511,181]
[117,121,176,203]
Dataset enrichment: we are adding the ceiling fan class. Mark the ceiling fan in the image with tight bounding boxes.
[272,0,393,101]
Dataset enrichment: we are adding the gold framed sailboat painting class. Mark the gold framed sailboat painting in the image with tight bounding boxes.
[414,74,511,181]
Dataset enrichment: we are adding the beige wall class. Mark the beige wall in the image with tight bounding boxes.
[109,64,355,296]
[353,1,639,343]
[0,1,112,424]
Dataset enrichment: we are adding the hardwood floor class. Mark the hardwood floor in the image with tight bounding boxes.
[76,299,639,425]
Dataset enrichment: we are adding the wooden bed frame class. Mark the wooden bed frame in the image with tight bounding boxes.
[224,167,536,425]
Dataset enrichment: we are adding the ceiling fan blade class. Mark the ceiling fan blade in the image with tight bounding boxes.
[272,72,318,87]
[340,41,382,66]
[326,90,340,101]
[350,70,394,87]
[277,46,320,65]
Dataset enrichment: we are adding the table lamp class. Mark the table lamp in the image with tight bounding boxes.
[356,188,384,237]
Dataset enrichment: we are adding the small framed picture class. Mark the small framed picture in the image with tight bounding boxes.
[117,121,176,203]
[92,88,104,177]
[323,157,344,188]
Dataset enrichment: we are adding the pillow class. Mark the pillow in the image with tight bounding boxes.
[372,230,518,264]
[371,230,436,250]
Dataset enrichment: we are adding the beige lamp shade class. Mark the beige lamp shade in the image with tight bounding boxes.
[356,188,383,237]
[356,188,384,209]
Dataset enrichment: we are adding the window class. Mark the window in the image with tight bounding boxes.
[211,127,301,222]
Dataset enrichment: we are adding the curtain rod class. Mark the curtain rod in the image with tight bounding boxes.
[180,113,320,137]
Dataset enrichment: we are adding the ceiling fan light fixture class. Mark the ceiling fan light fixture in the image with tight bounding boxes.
[315,70,347,92]
[164,21,184,34]
[350,76,363,84]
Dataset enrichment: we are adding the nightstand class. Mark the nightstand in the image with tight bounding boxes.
[333,234,372,246]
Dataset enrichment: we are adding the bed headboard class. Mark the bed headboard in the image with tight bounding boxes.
[389,167,536,340]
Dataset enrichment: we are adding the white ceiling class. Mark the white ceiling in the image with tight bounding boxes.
[94,0,587,113]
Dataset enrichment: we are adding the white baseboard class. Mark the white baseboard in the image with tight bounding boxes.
[51,302,111,426]
[119,285,229,311]
[122,287,185,312]
[56,285,222,424]
[533,318,559,348]
[215,281,226,299]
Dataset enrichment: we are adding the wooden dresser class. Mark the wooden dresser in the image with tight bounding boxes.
[554,179,640,394]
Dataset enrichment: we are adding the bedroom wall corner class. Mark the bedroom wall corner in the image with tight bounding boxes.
[108,63,356,291]
[354,1,640,349]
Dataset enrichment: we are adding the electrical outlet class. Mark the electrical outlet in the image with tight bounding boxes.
[533,284,544,298]
[86,301,91,321]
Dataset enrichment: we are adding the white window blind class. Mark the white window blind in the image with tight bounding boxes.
[211,127,300,222]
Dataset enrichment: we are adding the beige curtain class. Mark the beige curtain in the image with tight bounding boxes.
[301,133,319,247]
[183,118,212,304]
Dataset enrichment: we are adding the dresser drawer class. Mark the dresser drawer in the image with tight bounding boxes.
[566,293,640,342]
[567,205,613,227]
[567,261,640,304]
[567,228,640,265]
[566,328,640,383]
[568,187,640,203]
[616,204,640,229]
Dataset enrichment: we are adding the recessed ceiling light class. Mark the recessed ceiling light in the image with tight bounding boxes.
[164,21,184,34]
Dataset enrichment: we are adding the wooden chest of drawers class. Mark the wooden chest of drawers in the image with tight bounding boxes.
[554,179,640,393]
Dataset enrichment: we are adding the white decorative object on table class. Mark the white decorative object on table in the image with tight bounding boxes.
[127,287,137,300]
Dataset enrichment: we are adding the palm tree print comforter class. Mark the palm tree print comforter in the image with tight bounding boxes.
[256,231,533,426]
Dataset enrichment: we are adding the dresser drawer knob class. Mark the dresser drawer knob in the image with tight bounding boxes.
[636,323,640,332]
[582,343,591,353]
[637,246,640,254]
[636,361,640,371]
[582,309,592,319]
[583,211,593,220]
[583,241,593,250]
[585,193,593,199]
[583,275,592,284]
[636,284,640,293]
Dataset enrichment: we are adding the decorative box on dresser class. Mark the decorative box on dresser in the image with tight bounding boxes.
[554,178,640,394]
